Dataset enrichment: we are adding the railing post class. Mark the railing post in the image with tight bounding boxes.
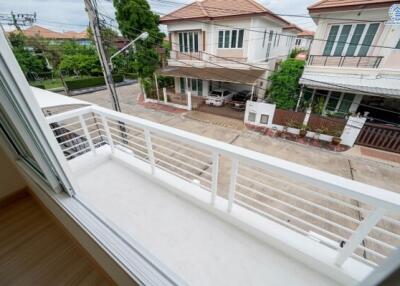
[211,152,219,205]
[335,207,385,267]
[99,113,114,152]
[144,129,156,175]
[163,87,168,103]
[227,159,238,213]
[79,114,95,154]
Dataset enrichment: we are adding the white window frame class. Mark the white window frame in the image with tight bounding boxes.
[218,29,244,49]
[325,22,380,57]
[323,90,355,114]
[178,31,199,53]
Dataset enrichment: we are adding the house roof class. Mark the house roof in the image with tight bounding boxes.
[13,25,88,40]
[160,0,290,26]
[157,66,265,85]
[298,30,315,37]
[282,24,304,33]
[308,0,400,13]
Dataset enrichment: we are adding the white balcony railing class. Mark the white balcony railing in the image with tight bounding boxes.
[46,105,400,277]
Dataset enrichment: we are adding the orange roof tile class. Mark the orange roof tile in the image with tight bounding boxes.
[160,0,289,25]
[298,30,315,37]
[308,0,399,12]
[15,25,88,40]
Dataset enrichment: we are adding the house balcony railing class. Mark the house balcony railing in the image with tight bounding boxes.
[170,50,204,61]
[46,105,400,280]
[308,55,383,69]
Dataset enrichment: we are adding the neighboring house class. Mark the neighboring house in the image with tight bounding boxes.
[10,25,90,46]
[158,0,301,99]
[295,29,315,50]
[299,0,400,125]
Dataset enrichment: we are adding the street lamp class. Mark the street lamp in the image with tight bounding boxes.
[109,31,149,70]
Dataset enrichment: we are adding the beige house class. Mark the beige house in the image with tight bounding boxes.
[300,0,400,125]
[158,0,301,99]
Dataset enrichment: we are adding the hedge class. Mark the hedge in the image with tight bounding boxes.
[31,84,45,89]
[65,75,124,90]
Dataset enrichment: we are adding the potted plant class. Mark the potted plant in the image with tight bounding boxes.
[331,130,342,145]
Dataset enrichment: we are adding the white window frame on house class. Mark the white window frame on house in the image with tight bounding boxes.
[322,90,356,115]
[295,38,302,46]
[178,31,199,53]
[323,22,380,57]
[218,29,244,49]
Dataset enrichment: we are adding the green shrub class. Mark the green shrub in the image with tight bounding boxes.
[31,84,45,89]
[65,75,123,90]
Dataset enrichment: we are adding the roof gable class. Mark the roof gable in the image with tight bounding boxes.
[308,0,399,13]
[160,0,289,25]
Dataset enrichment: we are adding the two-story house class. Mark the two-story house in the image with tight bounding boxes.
[295,29,315,51]
[299,0,400,125]
[158,0,301,100]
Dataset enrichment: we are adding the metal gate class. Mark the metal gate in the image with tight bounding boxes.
[356,123,400,153]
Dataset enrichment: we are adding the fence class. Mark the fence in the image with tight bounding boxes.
[356,123,400,154]
[308,114,347,134]
[272,109,306,126]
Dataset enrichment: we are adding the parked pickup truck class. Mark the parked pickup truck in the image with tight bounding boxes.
[231,90,253,111]
[205,89,234,107]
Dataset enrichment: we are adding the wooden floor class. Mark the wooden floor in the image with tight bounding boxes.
[0,191,114,286]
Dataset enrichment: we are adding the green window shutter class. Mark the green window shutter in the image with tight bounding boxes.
[334,25,351,56]
[189,32,193,52]
[346,24,366,56]
[198,79,203,94]
[238,30,244,48]
[323,25,339,56]
[180,78,185,93]
[218,31,223,48]
[231,30,237,48]
[358,23,379,56]
[395,39,400,49]
[178,33,183,52]
[194,33,199,52]
[183,32,188,52]
[224,30,230,48]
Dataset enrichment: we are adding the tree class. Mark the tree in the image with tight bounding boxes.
[113,0,164,79]
[267,59,305,110]
[8,32,49,79]
[59,54,101,76]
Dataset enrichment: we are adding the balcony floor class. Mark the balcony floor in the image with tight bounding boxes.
[73,153,339,286]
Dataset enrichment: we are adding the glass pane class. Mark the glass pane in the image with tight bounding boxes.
[238,30,244,48]
[191,79,197,91]
[338,93,355,113]
[346,24,365,56]
[269,30,273,41]
[224,31,230,48]
[396,39,400,49]
[180,78,185,93]
[326,92,341,111]
[323,25,339,56]
[231,30,237,48]
[334,25,351,56]
[358,23,379,56]
[218,31,223,48]
[198,79,203,93]
[194,33,199,52]
[263,30,266,47]
[248,112,256,122]
[179,33,183,52]
[189,32,193,52]
[183,33,188,52]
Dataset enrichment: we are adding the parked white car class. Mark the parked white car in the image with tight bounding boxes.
[205,89,234,107]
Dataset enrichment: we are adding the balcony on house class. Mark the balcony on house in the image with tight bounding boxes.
[45,103,400,285]
[307,55,383,69]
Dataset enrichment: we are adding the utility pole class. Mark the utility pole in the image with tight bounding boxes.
[84,0,121,112]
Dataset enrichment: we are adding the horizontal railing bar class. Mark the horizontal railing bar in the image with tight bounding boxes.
[106,119,145,135]
[235,192,347,243]
[54,128,84,139]
[110,133,148,151]
[61,141,89,153]
[351,253,379,268]
[372,225,400,241]
[235,199,311,237]
[47,106,94,124]
[155,158,212,185]
[58,134,86,145]
[65,146,91,159]
[51,120,81,132]
[150,134,211,158]
[85,122,104,130]
[153,150,212,177]
[88,128,106,136]
[107,126,146,144]
[111,138,150,158]
[151,142,212,167]
[114,145,150,162]
[107,121,145,136]
[237,173,363,225]
[236,183,355,235]
[239,165,369,213]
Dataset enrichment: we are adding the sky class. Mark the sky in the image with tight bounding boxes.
[0,0,317,33]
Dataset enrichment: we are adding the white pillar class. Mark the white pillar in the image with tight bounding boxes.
[303,107,312,126]
[163,87,167,103]
[154,73,160,101]
[295,85,304,112]
[341,116,367,147]
[187,91,192,111]
[349,94,363,114]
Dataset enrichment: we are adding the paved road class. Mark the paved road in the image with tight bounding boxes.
[76,83,400,263]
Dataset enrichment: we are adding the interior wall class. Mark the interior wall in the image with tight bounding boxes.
[0,143,26,199]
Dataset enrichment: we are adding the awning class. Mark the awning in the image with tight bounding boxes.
[31,86,92,109]
[157,66,266,85]
[300,73,400,98]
